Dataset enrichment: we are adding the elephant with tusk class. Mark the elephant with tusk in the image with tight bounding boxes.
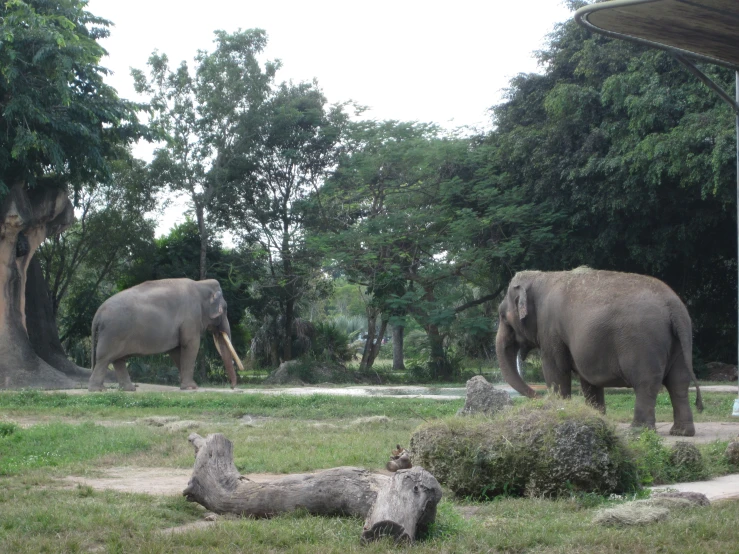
[495,268,703,436]
[88,278,244,392]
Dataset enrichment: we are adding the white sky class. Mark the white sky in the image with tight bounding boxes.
[88,0,572,235]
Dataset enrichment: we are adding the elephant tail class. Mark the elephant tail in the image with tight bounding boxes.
[671,305,703,413]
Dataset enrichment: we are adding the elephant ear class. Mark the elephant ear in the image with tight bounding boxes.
[514,285,528,320]
[208,290,225,320]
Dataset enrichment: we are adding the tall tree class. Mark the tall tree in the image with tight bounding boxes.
[132,29,277,280]
[490,0,737,362]
[216,81,350,362]
[0,0,146,388]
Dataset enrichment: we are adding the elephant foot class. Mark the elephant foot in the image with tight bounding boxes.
[669,423,696,437]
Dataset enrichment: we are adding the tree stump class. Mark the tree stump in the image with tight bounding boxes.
[361,466,442,544]
[183,433,388,518]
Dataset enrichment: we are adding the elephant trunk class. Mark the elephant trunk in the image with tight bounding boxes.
[496,321,537,399]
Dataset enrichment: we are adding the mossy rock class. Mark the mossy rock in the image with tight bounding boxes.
[409,397,639,499]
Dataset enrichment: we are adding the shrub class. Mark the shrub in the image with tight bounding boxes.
[409,397,640,500]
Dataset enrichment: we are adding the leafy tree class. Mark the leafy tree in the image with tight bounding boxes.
[0,0,146,387]
[132,29,277,280]
[490,1,737,363]
[32,154,157,369]
[216,81,350,363]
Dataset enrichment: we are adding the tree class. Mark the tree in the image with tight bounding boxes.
[36,154,158,357]
[216,81,350,363]
[489,0,737,363]
[132,29,277,281]
[0,0,146,388]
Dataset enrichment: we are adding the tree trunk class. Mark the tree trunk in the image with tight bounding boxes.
[0,183,81,389]
[392,324,405,371]
[366,317,388,369]
[25,256,90,378]
[361,467,442,544]
[360,306,379,371]
[284,298,294,362]
[183,433,388,517]
[195,204,207,281]
[426,324,453,381]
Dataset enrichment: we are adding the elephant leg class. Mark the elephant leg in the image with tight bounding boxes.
[663,364,696,437]
[631,383,660,430]
[580,378,605,413]
[178,342,199,390]
[541,347,573,398]
[113,359,136,392]
[89,357,110,392]
[169,347,182,378]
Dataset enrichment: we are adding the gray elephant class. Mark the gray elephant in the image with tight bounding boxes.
[495,268,703,436]
[88,278,243,392]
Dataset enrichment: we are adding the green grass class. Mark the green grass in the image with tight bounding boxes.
[0,422,160,476]
[1,388,738,552]
[0,389,464,420]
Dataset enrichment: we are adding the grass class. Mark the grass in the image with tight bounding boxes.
[1,387,738,552]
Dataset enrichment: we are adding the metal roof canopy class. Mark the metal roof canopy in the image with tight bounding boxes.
[575,0,739,408]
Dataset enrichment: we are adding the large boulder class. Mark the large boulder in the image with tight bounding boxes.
[409,398,638,499]
[456,375,512,417]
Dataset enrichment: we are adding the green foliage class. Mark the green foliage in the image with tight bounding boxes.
[626,430,708,485]
[490,14,737,362]
[0,0,146,193]
[310,322,353,362]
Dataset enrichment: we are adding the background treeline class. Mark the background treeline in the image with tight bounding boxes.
[41,0,737,382]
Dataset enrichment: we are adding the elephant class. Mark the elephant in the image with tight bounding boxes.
[495,267,703,436]
[88,278,244,392]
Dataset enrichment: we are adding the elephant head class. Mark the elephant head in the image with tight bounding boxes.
[495,272,540,399]
[204,286,244,388]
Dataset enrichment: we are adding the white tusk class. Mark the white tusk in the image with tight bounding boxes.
[213,334,223,356]
[221,332,244,372]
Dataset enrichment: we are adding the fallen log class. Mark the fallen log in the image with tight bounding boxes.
[362,466,442,544]
[182,433,388,518]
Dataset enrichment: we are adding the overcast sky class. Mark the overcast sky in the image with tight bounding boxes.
[87,0,573,234]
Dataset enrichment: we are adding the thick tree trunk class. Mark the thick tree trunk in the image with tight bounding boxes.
[0,183,81,389]
[361,467,442,544]
[25,256,90,378]
[426,324,453,381]
[183,433,388,517]
[392,324,405,371]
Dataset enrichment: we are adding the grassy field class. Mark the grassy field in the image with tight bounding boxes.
[1,388,738,553]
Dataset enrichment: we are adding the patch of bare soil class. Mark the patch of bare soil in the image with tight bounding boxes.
[616,422,739,445]
[61,467,299,496]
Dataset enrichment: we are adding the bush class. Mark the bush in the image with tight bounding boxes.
[310,322,353,362]
[409,397,640,500]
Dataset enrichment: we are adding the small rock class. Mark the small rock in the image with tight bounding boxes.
[204,512,219,521]
[457,375,512,417]
[725,441,739,465]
